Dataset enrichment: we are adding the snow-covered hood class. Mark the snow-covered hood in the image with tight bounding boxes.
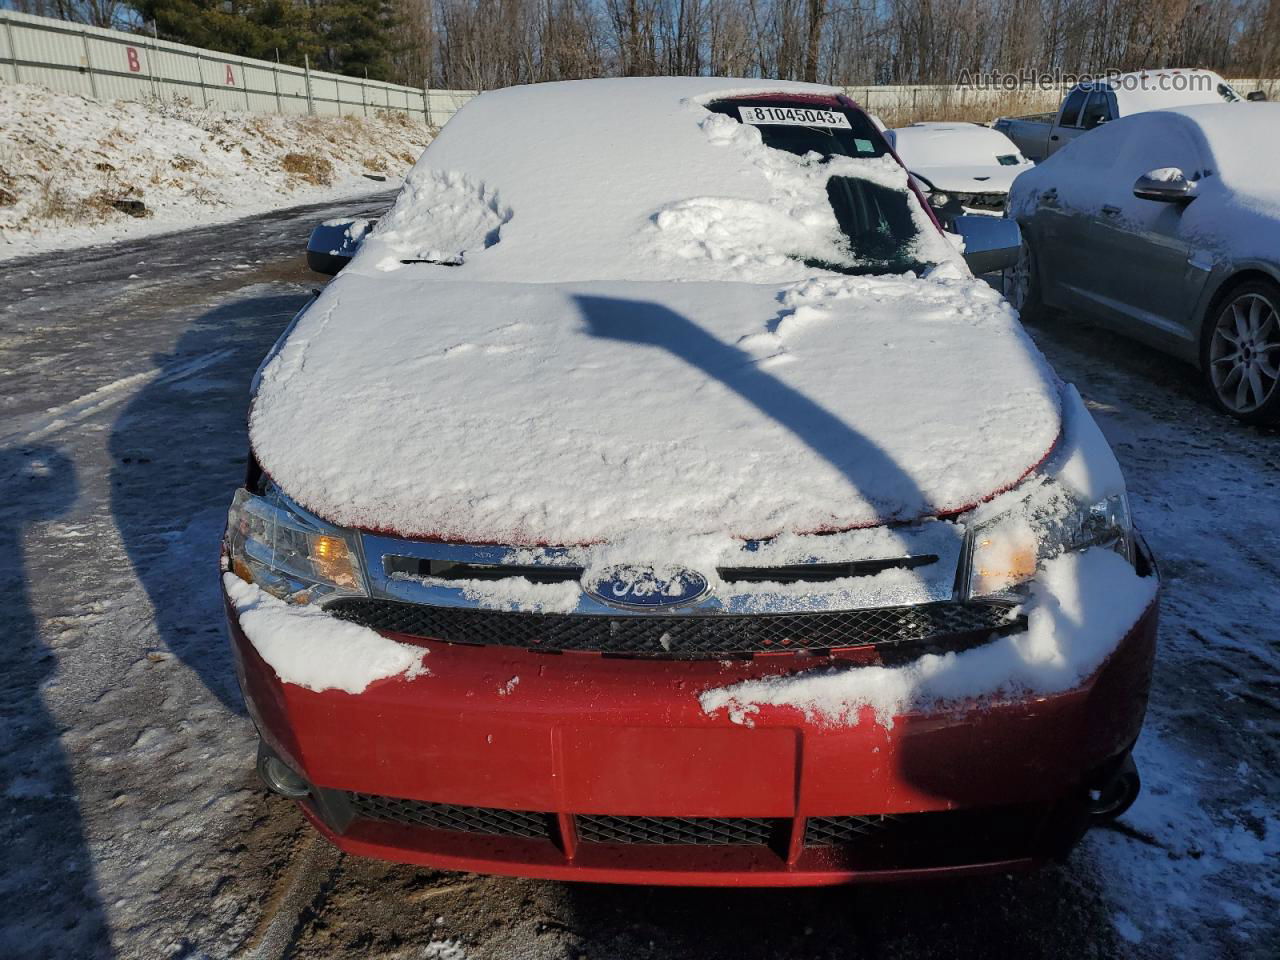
[249,269,1061,549]
[908,164,1024,195]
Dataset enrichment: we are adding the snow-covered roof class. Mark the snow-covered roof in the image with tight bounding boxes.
[887,122,1031,194]
[1170,102,1280,196]
[1094,69,1240,116]
[352,77,957,285]
[251,78,1062,551]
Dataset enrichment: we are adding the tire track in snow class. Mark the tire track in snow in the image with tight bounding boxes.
[0,347,234,446]
[236,832,342,960]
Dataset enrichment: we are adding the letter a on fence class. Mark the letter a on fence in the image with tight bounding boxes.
[225,64,236,86]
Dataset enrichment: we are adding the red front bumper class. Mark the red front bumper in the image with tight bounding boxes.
[227,590,1158,886]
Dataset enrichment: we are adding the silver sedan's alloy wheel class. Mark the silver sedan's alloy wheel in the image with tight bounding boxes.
[1209,291,1280,413]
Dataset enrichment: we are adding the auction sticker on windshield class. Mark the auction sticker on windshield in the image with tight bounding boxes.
[737,105,852,128]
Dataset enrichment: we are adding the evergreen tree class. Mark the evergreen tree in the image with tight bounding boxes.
[127,0,401,79]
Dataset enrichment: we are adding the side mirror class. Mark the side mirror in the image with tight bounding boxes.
[1247,90,1268,102]
[306,218,375,275]
[1132,169,1197,204]
[953,215,1021,275]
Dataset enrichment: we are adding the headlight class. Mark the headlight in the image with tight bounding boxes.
[967,486,1132,600]
[927,191,951,209]
[225,485,367,604]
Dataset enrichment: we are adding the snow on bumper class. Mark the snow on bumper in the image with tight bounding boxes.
[222,573,426,695]
[699,547,1158,728]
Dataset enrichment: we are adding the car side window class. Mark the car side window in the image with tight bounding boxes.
[1059,89,1088,127]
[1117,119,1204,185]
[1080,92,1113,130]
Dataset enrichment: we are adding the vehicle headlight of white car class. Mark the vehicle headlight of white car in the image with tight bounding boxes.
[226,484,368,604]
[965,483,1133,600]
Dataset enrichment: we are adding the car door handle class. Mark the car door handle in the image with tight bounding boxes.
[1101,204,1121,216]
[1050,134,1059,141]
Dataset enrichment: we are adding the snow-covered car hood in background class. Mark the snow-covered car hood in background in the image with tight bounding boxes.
[888,122,1031,195]
[250,271,1061,552]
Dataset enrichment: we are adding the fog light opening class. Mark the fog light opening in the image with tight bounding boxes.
[258,751,311,799]
[1088,753,1141,821]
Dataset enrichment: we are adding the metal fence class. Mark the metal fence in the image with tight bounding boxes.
[848,77,1279,121]
[1,9,1275,130]
[0,9,473,127]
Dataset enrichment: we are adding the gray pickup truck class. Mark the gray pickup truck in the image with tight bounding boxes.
[994,69,1253,162]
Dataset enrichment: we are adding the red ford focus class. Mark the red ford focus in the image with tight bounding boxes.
[222,77,1158,885]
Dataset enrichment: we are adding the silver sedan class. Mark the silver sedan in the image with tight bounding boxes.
[1006,103,1280,424]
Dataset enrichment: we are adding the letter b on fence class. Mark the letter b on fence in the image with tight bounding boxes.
[126,46,140,72]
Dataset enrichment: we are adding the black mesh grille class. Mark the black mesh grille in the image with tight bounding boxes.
[325,598,1021,659]
[576,815,776,845]
[336,792,1047,865]
[347,793,553,839]
[803,806,1044,868]
[805,814,902,845]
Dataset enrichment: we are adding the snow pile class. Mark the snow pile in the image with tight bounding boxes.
[0,83,430,259]
[249,271,1061,548]
[369,168,511,268]
[645,111,952,276]
[223,573,426,694]
[357,77,960,285]
[699,546,1157,727]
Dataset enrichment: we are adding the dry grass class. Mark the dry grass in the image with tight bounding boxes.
[280,151,334,186]
[32,178,116,223]
[856,88,1062,128]
[375,107,415,128]
[1,88,431,241]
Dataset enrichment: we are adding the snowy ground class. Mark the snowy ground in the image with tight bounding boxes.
[0,197,1276,959]
[0,84,429,261]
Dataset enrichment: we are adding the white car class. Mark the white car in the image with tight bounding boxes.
[886,122,1033,224]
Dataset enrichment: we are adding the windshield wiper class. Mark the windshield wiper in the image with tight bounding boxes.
[801,256,928,277]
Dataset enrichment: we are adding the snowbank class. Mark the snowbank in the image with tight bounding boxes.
[0,83,431,259]
[698,546,1157,728]
[223,573,425,694]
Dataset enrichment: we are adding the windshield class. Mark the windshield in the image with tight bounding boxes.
[707,98,928,275]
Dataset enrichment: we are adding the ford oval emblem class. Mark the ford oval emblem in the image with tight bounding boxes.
[585,565,710,610]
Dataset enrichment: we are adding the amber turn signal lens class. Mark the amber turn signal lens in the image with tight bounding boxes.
[309,534,359,589]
